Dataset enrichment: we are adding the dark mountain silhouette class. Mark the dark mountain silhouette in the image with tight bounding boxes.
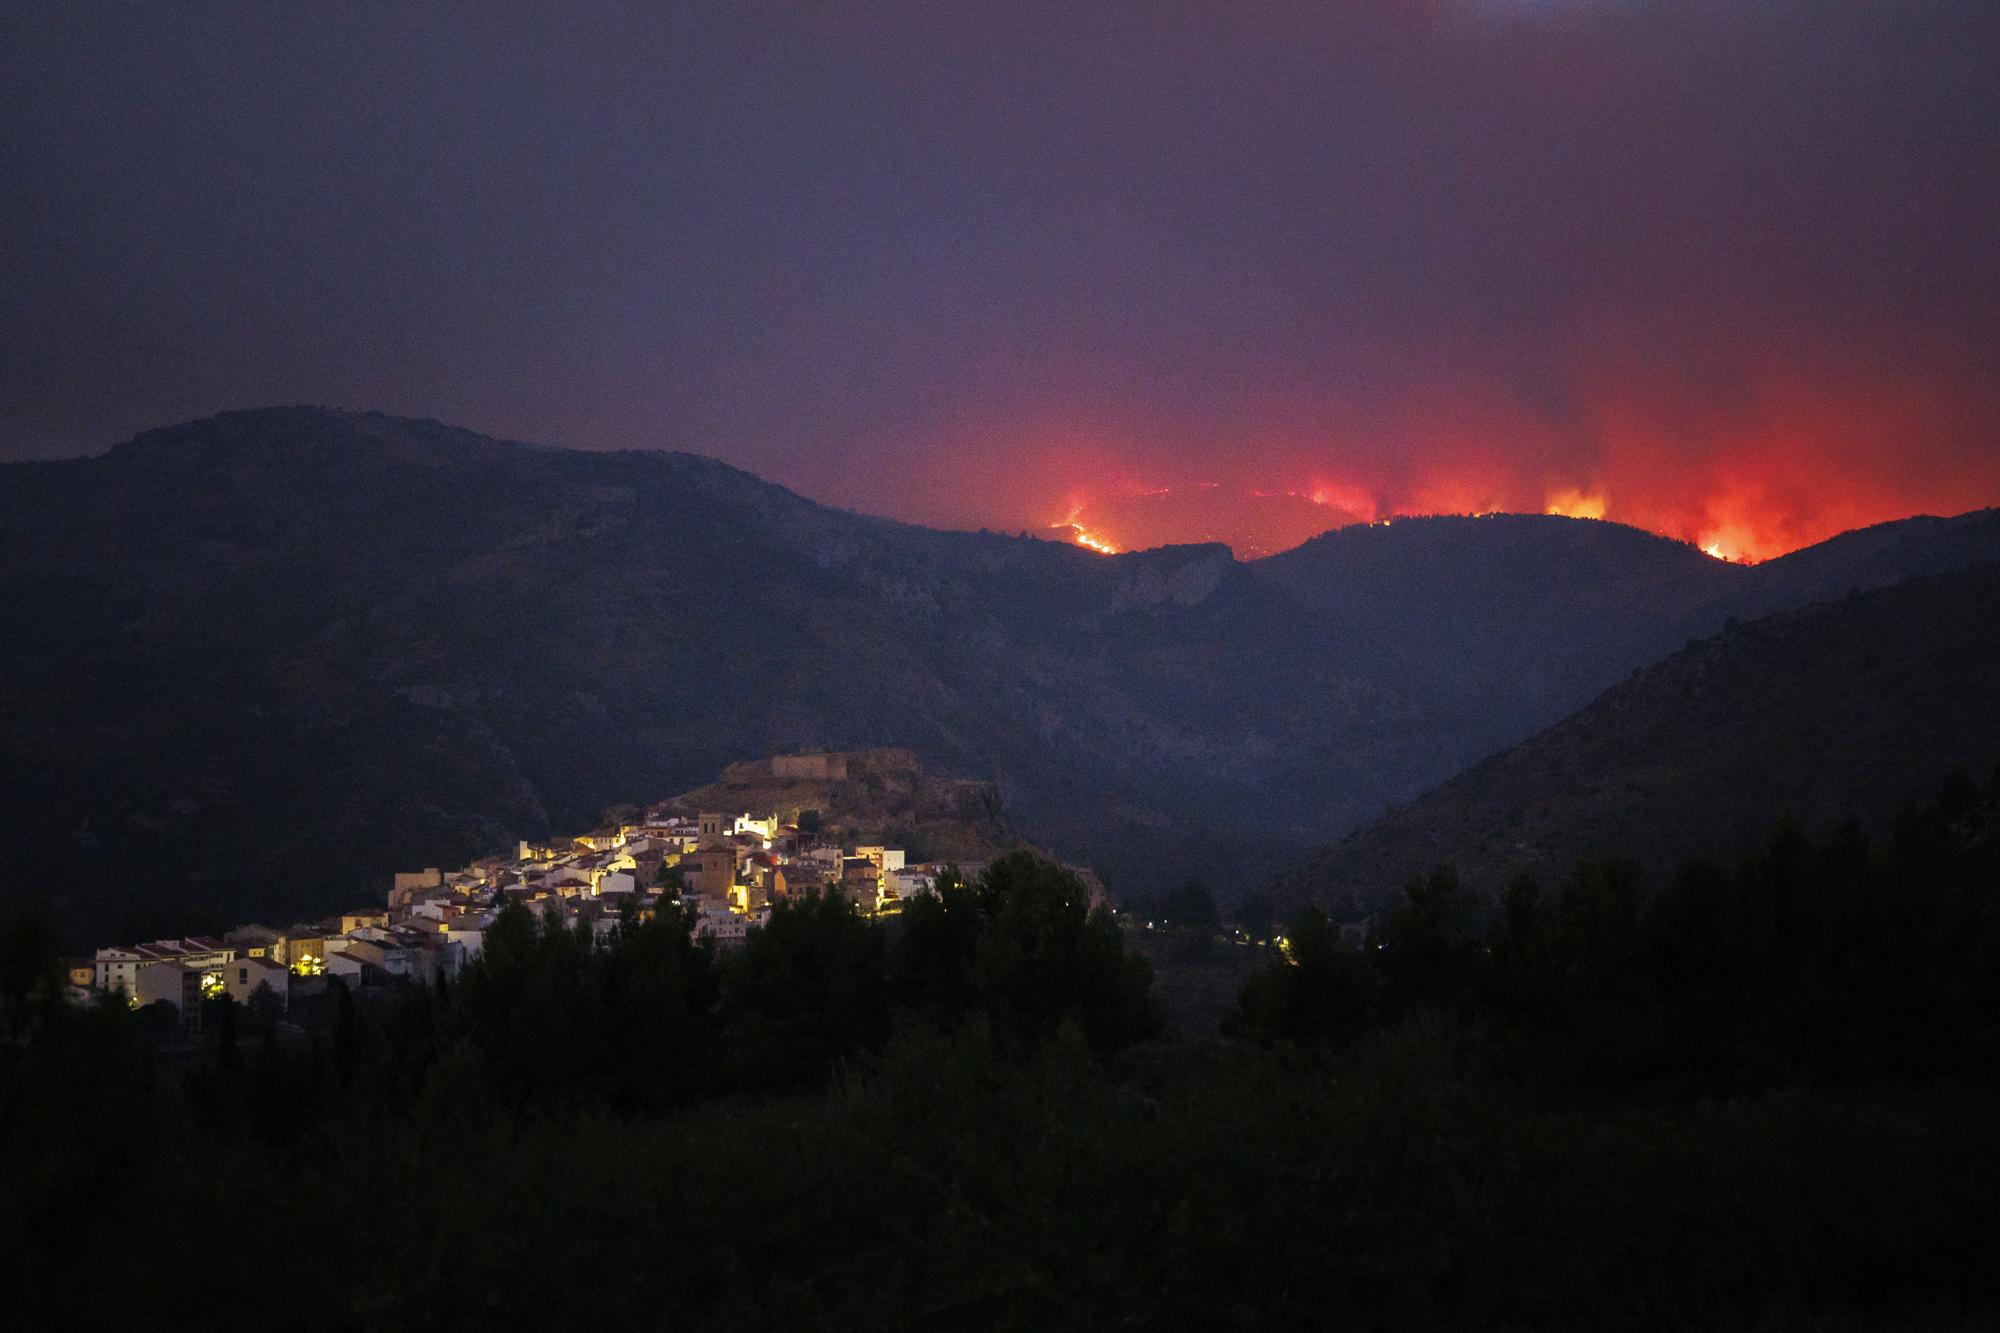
[1256,513,1748,768]
[2,407,1996,937]
[1276,566,2000,912]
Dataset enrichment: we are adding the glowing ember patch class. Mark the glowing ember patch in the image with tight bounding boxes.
[1545,487,1608,520]
[1066,523,1118,554]
[1695,515,1765,563]
[1056,508,1118,553]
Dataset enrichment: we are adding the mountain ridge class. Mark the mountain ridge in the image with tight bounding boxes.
[4,406,1997,938]
[1276,565,2000,912]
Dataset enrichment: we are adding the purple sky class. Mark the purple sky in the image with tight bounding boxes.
[4,2,1998,558]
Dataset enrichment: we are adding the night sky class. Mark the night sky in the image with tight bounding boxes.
[5,2,1998,559]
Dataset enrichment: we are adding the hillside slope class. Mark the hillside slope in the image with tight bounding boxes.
[3,407,1995,935]
[1253,513,1750,763]
[1278,567,2000,909]
[0,409,1409,931]
[659,748,1023,865]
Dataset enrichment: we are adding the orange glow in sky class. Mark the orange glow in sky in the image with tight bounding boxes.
[1544,487,1609,521]
[1037,457,1992,564]
[986,355,2000,564]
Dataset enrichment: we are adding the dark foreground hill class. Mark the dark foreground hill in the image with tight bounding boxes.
[3,407,1997,935]
[1279,566,2000,909]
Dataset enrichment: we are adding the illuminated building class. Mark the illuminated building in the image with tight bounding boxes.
[132,960,205,1025]
[224,955,289,1008]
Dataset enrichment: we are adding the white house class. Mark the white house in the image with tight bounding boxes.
[133,960,204,1021]
[734,814,779,843]
[694,906,768,948]
[93,947,140,996]
[444,921,486,959]
[223,955,289,1009]
[324,946,372,982]
[857,846,907,875]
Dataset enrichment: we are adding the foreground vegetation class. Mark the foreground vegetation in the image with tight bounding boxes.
[6,780,2000,1328]
[1232,767,2000,1096]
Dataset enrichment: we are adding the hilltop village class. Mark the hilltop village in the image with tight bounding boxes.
[78,750,1065,1028]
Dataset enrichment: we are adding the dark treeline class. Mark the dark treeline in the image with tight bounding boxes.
[442,849,1160,1111]
[2,851,1159,1138]
[6,798,2000,1328]
[1232,766,2000,1097]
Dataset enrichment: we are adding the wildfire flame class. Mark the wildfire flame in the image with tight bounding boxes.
[1058,508,1119,554]
[1068,524,1118,554]
[1050,474,1831,562]
[1693,515,1762,563]
[1544,487,1609,521]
